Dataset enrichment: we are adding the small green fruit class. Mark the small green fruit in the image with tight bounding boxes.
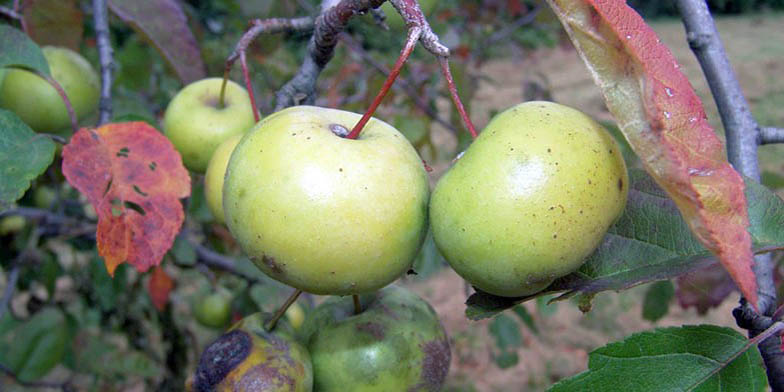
[0,215,26,235]
[223,106,429,295]
[193,290,233,329]
[430,101,628,297]
[302,285,450,391]
[190,313,313,391]
[0,46,99,132]
[205,133,245,224]
[163,78,256,173]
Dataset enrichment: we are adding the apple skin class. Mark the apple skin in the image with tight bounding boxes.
[430,101,628,297]
[163,78,256,173]
[301,285,450,391]
[205,133,245,224]
[223,106,429,295]
[190,313,313,392]
[0,46,99,132]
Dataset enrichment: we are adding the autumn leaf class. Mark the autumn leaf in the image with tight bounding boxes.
[62,122,190,275]
[545,0,757,308]
[148,265,175,311]
[21,0,84,50]
[676,263,737,315]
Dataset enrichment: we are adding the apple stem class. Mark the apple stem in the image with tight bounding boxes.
[40,73,78,134]
[219,66,230,109]
[346,26,422,140]
[266,289,302,331]
[239,51,261,122]
[353,294,362,315]
[438,56,478,139]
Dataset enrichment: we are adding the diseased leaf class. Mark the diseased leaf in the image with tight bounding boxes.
[642,280,674,322]
[548,325,767,392]
[465,170,784,320]
[21,0,84,50]
[148,265,174,311]
[545,0,757,308]
[676,263,737,315]
[61,122,190,275]
[107,0,205,83]
[0,24,50,75]
[0,109,56,210]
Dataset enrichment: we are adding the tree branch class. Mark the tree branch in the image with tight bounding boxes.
[92,0,114,125]
[189,239,261,285]
[676,0,781,388]
[761,127,784,145]
[0,5,21,21]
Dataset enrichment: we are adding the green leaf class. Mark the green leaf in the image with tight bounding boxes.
[642,280,674,322]
[169,235,196,266]
[411,229,446,280]
[465,169,784,320]
[761,170,784,190]
[512,305,538,335]
[0,109,56,210]
[0,24,50,75]
[493,350,519,369]
[107,0,205,83]
[0,307,68,381]
[548,325,767,392]
[488,314,523,350]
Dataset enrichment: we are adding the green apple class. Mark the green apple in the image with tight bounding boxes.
[223,106,429,295]
[193,289,233,329]
[430,101,628,297]
[301,285,450,391]
[205,133,245,224]
[163,78,256,173]
[190,313,313,391]
[0,46,99,132]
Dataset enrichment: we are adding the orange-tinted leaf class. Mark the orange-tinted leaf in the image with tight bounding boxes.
[21,0,84,50]
[148,265,175,311]
[545,0,757,308]
[62,122,190,275]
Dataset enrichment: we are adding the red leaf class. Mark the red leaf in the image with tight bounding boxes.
[107,0,205,84]
[545,0,757,309]
[62,122,190,275]
[676,263,737,314]
[148,265,174,311]
[21,0,84,50]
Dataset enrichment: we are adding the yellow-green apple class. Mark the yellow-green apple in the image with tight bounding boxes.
[205,133,245,224]
[163,78,256,172]
[223,105,429,295]
[0,46,99,132]
[430,101,628,297]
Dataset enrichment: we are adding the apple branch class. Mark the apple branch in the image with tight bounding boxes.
[438,57,478,139]
[0,5,21,21]
[761,127,784,145]
[676,0,781,387]
[222,17,315,119]
[93,0,114,125]
[347,27,421,139]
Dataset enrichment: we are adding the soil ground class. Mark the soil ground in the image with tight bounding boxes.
[411,13,784,392]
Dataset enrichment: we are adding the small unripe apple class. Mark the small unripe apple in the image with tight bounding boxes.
[0,46,99,132]
[193,289,233,329]
[223,106,429,295]
[205,133,245,224]
[301,285,451,391]
[190,313,313,391]
[430,101,628,297]
[163,78,256,173]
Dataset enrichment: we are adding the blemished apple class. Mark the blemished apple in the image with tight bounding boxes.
[301,285,450,391]
[163,78,256,173]
[0,46,99,132]
[189,313,313,391]
[430,101,628,297]
[223,105,429,295]
[205,133,245,224]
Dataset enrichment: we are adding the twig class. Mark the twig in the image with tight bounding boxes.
[676,0,781,388]
[40,133,68,144]
[0,265,20,321]
[347,27,422,139]
[41,74,78,134]
[0,5,21,20]
[92,0,114,125]
[265,289,302,331]
[760,127,784,145]
[438,57,478,138]
[189,239,260,285]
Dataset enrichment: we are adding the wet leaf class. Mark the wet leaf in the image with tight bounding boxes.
[108,0,206,83]
[0,109,56,210]
[549,325,766,391]
[546,0,757,308]
[61,122,190,275]
[21,0,84,50]
[148,265,174,311]
[0,24,50,75]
